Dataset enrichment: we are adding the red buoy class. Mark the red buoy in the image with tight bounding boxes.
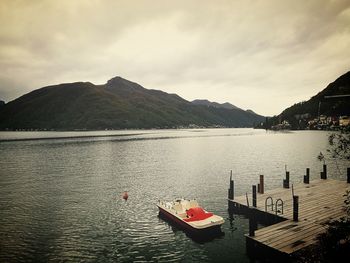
[122,191,128,201]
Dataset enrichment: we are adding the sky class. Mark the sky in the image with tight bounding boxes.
[0,0,349,116]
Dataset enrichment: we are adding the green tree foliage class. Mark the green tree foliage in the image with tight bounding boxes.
[327,131,350,160]
[311,130,350,262]
[317,190,350,262]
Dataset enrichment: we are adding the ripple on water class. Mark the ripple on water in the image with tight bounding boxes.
[1,129,347,262]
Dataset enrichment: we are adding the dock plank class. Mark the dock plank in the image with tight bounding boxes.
[231,179,350,257]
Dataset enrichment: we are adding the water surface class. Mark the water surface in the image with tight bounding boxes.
[0,129,348,262]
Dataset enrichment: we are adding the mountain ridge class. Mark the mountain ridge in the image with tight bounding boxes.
[0,76,265,130]
[191,99,239,110]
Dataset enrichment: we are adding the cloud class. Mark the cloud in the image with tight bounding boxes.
[0,0,349,115]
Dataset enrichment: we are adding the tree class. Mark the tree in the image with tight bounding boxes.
[315,130,350,262]
[327,131,350,160]
[316,190,350,262]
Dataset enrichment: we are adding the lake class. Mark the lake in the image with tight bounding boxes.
[0,129,348,262]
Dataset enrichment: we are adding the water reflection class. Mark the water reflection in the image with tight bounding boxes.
[228,210,238,232]
[0,129,348,262]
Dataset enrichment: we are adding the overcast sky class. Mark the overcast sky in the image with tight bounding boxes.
[0,0,349,116]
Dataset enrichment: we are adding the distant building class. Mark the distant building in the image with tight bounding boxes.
[339,116,350,127]
[319,115,327,122]
[271,120,291,130]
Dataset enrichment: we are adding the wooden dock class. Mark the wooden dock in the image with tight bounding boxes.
[228,177,350,260]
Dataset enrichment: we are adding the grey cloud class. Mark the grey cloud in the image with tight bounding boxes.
[0,0,349,115]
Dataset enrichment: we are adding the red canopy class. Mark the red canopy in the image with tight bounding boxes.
[183,207,213,222]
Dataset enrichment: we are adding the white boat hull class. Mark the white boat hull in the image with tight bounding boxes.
[157,199,224,234]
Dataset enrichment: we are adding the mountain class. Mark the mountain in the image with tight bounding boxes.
[246,109,257,115]
[0,76,265,130]
[192,99,239,110]
[267,71,350,129]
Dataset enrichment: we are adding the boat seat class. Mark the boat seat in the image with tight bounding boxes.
[189,200,199,208]
[173,203,183,212]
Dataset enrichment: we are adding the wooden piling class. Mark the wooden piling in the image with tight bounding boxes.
[293,195,299,222]
[304,168,310,184]
[259,175,264,194]
[252,185,257,208]
[228,171,234,200]
[283,171,290,188]
[320,165,327,179]
[230,180,234,199]
[323,164,327,179]
[249,209,257,237]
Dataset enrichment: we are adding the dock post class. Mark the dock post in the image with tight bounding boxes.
[283,171,290,188]
[252,185,257,207]
[228,172,232,211]
[293,195,299,221]
[230,179,234,199]
[347,168,350,183]
[246,193,250,207]
[304,168,310,184]
[259,175,264,194]
[228,171,234,200]
[321,164,327,179]
[249,210,257,237]
[322,164,327,179]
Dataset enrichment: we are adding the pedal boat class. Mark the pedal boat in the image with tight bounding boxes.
[157,199,224,233]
